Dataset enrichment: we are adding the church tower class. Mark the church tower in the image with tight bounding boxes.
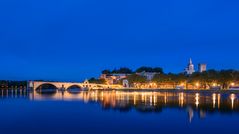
[185,58,195,75]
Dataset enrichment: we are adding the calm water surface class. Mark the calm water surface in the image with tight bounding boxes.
[0,89,239,134]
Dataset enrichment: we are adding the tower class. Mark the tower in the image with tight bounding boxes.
[198,64,207,73]
[185,58,195,75]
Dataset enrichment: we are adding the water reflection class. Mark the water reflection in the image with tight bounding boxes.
[0,89,239,122]
[230,94,236,109]
[195,93,199,108]
[0,89,29,98]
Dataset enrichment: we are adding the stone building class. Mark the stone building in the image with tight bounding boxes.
[100,73,127,85]
[184,58,195,75]
[136,71,160,81]
[198,64,207,73]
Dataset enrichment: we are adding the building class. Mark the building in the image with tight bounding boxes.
[122,79,129,88]
[100,73,128,85]
[198,64,207,73]
[184,58,195,75]
[136,71,160,81]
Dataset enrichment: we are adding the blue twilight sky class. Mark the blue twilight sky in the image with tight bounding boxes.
[0,0,239,81]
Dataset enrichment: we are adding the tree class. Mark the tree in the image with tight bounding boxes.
[102,70,111,74]
[136,66,163,73]
[127,74,147,84]
[203,70,219,88]
[0,80,8,88]
[172,73,187,85]
[88,78,106,84]
[189,69,233,89]
[217,70,236,89]
[152,73,180,88]
[136,66,153,73]
[111,67,133,74]
[189,72,207,89]
[153,67,164,73]
[152,73,175,83]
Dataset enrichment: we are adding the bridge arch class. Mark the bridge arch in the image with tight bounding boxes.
[66,85,83,94]
[66,85,82,90]
[34,83,59,95]
[35,83,58,90]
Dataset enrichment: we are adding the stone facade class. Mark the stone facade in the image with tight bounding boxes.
[184,58,195,75]
[100,73,127,85]
[198,64,207,73]
[136,71,160,81]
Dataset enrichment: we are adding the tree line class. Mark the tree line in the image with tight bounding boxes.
[102,66,164,74]
[0,80,27,89]
[98,67,239,89]
[127,69,239,89]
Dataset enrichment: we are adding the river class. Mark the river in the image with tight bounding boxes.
[0,89,238,134]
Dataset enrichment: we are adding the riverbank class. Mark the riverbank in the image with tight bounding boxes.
[96,88,239,94]
[1,87,239,94]
[0,80,27,89]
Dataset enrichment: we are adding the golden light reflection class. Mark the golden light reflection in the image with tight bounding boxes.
[101,92,104,101]
[24,89,239,121]
[195,93,199,108]
[141,92,144,102]
[144,94,147,104]
[212,93,216,108]
[164,92,167,104]
[153,92,157,106]
[150,96,153,106]
[217,94,221,108]
[230,94,236,109]
[179,92,184,107]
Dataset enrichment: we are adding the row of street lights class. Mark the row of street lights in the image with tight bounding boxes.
[133,82,237,89]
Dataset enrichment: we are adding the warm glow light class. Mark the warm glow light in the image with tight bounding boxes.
[212,93,216,108]
[164,92,167,104]
[231,82,235,86]
[133,94,136,105]
[212,83,217,87]
[195,93,199,108]
[195,82,199,87]
[180,83,184,86]
[150,96,153,106]
[217,94,221,108]
[153,93,157,106]
[230,94,236,109]
[179,92,184,107]
[141,93,144,102]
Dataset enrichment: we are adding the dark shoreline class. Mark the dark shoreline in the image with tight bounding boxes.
[94,88,239,94]
[1,88,239,94]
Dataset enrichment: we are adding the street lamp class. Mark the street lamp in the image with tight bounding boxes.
[180,83,184,86]
[195,82,200,89]
[196,82,199,87]
[212,83,217,87]
[231,82,235,86]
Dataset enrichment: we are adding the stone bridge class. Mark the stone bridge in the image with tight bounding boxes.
[28,80,123,91]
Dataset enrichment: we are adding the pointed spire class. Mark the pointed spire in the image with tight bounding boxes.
[189,58,192,64]
[185,58,195,75]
